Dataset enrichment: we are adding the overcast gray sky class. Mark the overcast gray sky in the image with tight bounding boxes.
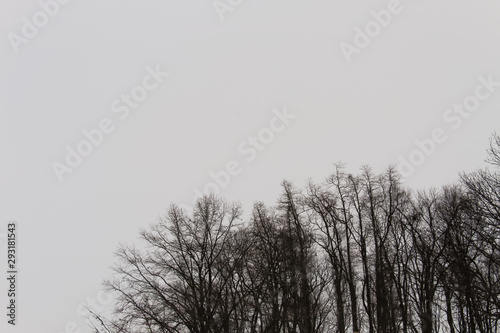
[1,0,500,332]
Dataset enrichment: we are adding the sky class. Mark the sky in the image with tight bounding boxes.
[1,0,500,332]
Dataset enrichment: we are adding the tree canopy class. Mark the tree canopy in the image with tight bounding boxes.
[90,133,500,333]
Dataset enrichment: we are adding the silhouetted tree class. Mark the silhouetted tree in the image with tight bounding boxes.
[90,134,500,333]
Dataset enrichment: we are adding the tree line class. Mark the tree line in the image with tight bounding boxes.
[90,134,500,333]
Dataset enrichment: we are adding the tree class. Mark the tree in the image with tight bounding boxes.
[90,133,500,333]
[90,195,245,333]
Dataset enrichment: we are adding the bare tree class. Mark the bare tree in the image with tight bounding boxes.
[91,195,245,333]
[91,135,500,332]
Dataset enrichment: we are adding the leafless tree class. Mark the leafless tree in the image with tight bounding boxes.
[91,134,500,333]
